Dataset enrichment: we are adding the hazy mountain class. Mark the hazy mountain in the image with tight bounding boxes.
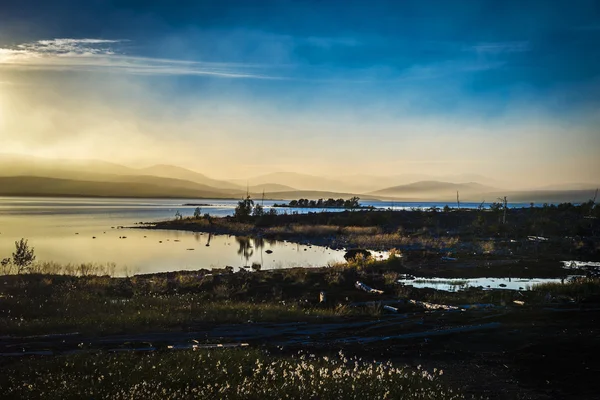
[262,190,383,201]
[249,183,297,193]
[231,172,349,192]
[0,176,231,199]
[138,164,242,190]
[1,154,594,203]
[0,154,251,195]
[0,154,243,190]
[0,153,138,176]
[334,174,432,193]
[498,190,599,204]
[534,183,599,191]
[331,173,502,193]
[369,181,497,201]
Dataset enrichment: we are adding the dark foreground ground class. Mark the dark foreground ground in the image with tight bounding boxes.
[1,308,599,399]
[1,261,599,399]
[2,204,599,398]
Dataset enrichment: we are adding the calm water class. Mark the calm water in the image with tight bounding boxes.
[0,197,552,276]
[0,197,351,275]
[399,277,566,292]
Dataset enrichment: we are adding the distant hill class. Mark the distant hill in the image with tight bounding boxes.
[138,164,241,190]
[333,173,500,193]
[0,153,138,176]
[369,181,497,200]
[1,154,594,203]
[230,172,349,192]
[494,190,598,204]
[249,183,297,192]
[261,190,383,201]
[0,176,232,199]
[534,183,599,191]
[0,154,250,198]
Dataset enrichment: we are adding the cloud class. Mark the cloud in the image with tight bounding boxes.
[0,38,285,79]
[467,41,530,54]
[17,38,121,55]
[302,36,362,48]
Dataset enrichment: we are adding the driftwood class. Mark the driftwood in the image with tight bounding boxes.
[355,281,384,294]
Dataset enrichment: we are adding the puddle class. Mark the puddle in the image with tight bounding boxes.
[562,261,600,269]
[398,277,571,291]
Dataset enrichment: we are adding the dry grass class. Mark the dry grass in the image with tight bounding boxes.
[0,350,466,399]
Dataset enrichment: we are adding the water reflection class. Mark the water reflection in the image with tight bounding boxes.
[0,209,347,275]
[399,276,568,292]
[236,236,254,264]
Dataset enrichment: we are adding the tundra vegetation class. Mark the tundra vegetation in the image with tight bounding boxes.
[1,201,599,399]
[155,199,600,259]
[273,196,368,209]
[1,349,459,400]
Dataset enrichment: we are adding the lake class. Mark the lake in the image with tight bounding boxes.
[0,197,357,275]
[0,196,548,276]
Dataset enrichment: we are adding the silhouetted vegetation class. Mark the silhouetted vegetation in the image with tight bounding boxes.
[155,201,600,260]
[274,196,369,209]
[0,349,461,399]
[1,238,36,274]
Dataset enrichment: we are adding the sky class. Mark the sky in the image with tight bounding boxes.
[0,0,599,186]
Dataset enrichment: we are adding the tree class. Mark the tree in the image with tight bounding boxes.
[344,196,360,209]
[234,196,254,220]
[175,210,183,220]
[12,238,36,274]
[193,207,202,219]
[252,203,265,217]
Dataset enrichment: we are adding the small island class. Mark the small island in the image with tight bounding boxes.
[273,196,374,209]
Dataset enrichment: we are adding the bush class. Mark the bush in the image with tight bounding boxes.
[12,238,36,274]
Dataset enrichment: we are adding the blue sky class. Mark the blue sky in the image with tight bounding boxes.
[0,1,599,184]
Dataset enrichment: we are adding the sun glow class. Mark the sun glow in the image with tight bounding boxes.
[0,88,5,127]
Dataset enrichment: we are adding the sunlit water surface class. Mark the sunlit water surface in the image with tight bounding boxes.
[0,197,354,275]
[0,197,562,277]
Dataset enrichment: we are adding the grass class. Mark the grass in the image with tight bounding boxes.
[0,289,347,336]
[530,278,600,301]
[152,205,600,259]
[0,349,468,400]
[2,256,599,336]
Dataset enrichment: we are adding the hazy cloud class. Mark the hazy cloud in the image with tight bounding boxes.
[0,38,285,79]
[467,41,531,54]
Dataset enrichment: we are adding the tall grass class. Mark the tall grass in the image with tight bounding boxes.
[0,349,467,400]
[1,261,136,277]
[530,278,600,300]
[1,291,345,336]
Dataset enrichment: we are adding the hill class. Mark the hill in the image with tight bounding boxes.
[249,183,297,193]
[138,164,241,190]
[0,176,231,199]
[261,190,383,201]
[230,172,349,192]
[369,181,497,200]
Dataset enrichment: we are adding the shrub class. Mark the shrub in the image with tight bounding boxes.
[12,238,36,274]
